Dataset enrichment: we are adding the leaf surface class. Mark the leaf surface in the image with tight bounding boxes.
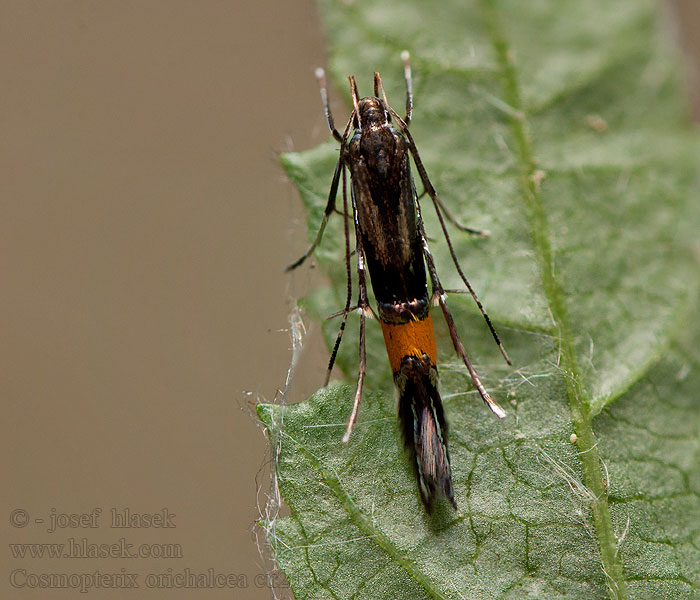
[262,1,700,598]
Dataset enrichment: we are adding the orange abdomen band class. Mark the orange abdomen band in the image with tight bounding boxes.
[380,314,438,374]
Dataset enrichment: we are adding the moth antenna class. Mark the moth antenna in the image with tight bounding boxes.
[349,75,362,129]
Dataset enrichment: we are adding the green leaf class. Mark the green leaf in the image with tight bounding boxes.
[261,0,700,598]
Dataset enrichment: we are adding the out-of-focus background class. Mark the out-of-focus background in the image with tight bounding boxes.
[672,0,700,120]
[1,2,328,599]
[1,2,697,599]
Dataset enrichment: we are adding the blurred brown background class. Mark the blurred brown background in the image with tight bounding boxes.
[1,2,697,600]
[1,2,327,599]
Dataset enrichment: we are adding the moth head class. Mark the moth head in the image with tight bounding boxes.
[355,96,390,129]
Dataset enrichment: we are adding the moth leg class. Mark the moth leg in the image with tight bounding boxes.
[342,224,369,443]
[432,194,490,237]
[417,178,488,235]
[416,205,506,419]
[341,157,379,443]
[325,165,353,385]
[389,106,511,365]
[285,156,342,272]
[287,71,357,272]
[374,57,487,233]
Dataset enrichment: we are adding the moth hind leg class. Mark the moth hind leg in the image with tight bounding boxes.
[417,214,507,419]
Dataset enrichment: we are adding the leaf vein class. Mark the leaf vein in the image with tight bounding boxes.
[480,1,629,598]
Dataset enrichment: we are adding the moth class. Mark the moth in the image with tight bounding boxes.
[288,52,510,511]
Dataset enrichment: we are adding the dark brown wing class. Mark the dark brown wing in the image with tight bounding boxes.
[348,127,429,323]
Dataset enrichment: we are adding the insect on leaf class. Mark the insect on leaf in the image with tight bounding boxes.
[261,0,700,598]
